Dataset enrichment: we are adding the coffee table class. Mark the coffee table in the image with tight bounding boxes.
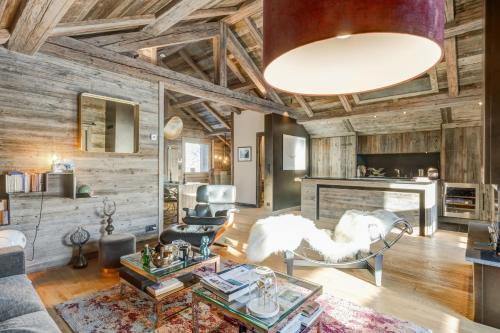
[120,251,220,328]
[192,266,323,333]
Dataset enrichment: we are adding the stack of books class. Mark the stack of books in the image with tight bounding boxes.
[201,264,253,302]
[0,172,46,193]
[278,302,323,333]
[146,278,183,297]
[298,301,323,329]
[0,199,8,225]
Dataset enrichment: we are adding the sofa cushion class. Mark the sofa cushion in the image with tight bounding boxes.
[0,275,44,322]
[0,310,60,333]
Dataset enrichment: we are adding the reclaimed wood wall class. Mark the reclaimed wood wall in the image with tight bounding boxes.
[0,47,161,271]
[311,136,357,178]
[357,131,441,154]
[442,125,483,183]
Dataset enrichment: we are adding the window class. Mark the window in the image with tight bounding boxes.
[184,142,210,173]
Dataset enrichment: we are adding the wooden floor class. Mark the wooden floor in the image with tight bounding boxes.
[30,207,500,333]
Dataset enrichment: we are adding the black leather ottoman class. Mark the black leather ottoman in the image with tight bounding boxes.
[160,224,218,248]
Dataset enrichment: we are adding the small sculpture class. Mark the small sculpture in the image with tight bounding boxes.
[70,226,90,269]
[200,236,211,257]
[103,198,116,235]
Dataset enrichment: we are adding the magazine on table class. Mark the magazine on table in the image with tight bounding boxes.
[201,264,255,301]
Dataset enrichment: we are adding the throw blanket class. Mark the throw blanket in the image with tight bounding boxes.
[246,210,401,263]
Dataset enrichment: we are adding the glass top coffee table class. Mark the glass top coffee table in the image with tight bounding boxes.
[120,251,220,328]
[121,251,220,282]
[192,266,323,333]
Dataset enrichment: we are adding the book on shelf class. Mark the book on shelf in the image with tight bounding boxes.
[146,278,183,297]
[0,172,46,193]
[201,264,254,302]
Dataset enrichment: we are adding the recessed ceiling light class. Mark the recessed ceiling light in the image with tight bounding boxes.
[478,101,483,106]
[263,0,445,95]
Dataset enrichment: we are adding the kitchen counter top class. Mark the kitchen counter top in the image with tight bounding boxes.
[303,177,436,185]
[301,177,438,236]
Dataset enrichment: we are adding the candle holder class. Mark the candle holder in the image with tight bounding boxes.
[103,198,116,235]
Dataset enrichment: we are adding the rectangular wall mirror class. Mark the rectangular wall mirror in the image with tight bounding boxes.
[79,93,139,153]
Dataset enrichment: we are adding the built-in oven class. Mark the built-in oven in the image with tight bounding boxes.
[443,183,479,219]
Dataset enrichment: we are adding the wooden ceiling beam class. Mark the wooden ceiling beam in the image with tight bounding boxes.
[217,135,230,147]
[223,0,262,25]
[142,0,213,36]
[206,129,232,136]
[179,49,211,81]
[43,37,295,116]
[177,48,232,129]
[227,57,247,83]
[243,17,263,46]
[227,28,268,95]
[294,95,314,118]
[445,0,455,22]
[7,0,75,55]
[201,102,231,129]
[0,29,10,45]
[338,95,353,112]
[64,0,99,22]
[213,22,228,87]
[227,27,285,106]
[297,88,482,123]
[96,22,220,52]
[170,82,256,109]
[186,6,239,21]
[51,15,156,37]
[445,18,483,38]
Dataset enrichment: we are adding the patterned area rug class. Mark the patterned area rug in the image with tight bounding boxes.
[56,263,431,333]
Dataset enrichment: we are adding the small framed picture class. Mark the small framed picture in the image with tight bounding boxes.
[238,147,252,162]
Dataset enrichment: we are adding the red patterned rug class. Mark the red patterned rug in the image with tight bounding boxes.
[56,264,431,333]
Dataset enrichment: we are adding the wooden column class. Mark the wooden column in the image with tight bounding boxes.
[213,22,228,87]
[485,0,500,185]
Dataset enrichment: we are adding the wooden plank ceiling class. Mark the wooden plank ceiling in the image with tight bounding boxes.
[0,0,485,138]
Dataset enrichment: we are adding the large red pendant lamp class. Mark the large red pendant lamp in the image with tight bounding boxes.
[263,0,445,95]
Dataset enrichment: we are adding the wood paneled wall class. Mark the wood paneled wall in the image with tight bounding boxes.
[442,126,483,183]
[0,48,161,271]
[311,136,357,178]
[357,131,441,155]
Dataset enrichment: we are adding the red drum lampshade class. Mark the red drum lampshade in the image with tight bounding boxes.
[263,0,445,95]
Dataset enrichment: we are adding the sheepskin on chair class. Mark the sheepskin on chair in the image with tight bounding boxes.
[246,209,401,263]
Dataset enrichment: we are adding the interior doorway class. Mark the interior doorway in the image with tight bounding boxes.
[256,132,265,208]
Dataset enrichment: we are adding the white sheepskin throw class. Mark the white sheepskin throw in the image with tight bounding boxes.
[246,210,401,263]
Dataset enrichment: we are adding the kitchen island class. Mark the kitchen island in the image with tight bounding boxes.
[301,177,438,236]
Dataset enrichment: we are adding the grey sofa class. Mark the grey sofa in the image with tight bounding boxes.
[0,246,61,333]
